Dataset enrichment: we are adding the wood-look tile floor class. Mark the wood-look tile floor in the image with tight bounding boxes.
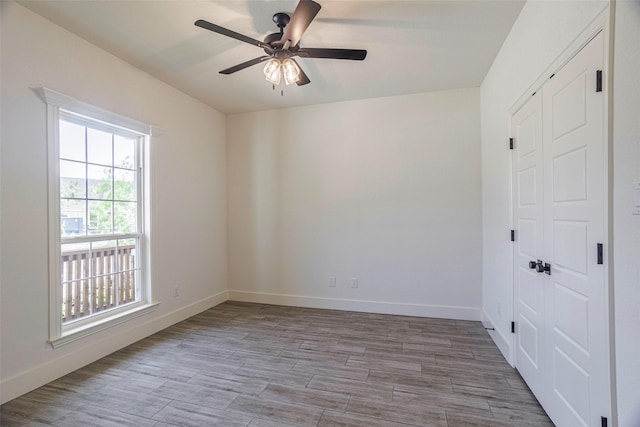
[1,302,553,426]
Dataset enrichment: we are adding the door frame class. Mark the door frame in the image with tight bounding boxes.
[507,6,614,424]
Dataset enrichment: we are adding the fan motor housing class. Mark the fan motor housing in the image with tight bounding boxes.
[263,32,300,54]
[264,32,282,46]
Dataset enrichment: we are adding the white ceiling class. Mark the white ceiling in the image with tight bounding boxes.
[18,0,525,115]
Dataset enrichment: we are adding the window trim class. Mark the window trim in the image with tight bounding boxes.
[38,88,160,348]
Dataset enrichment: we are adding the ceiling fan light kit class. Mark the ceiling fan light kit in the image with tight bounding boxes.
[263,57,300,87]
[195,0,367,90]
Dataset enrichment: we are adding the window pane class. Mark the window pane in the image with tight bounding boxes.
[91,241,117,289]
[114,169,136,201]
[93,273,117,311]
[114,135,136,169]
[118,238,137,268]
[59,120,85,162]
[88,165,112,200]
[114,202,136,234]
[61,199,86,236]
[60,160,86,199]
[91,240,117,311]
[88,201,113,234]
[61,242,90,282]
[87,128,113,166]
[60,242,91,321]
[118,238,138,304]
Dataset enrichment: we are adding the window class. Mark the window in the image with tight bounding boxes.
[40,88,158,347]
[59,112,142,320]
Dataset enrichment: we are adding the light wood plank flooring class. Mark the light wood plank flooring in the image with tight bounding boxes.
[1,301,553,426]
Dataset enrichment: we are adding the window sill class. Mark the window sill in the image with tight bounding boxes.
[49,302,160,349]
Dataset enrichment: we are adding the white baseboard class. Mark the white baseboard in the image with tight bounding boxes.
[228,290,480,321]
[481,308,513,366]
[0,291,228,405]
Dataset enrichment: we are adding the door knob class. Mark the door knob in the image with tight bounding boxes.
[535,260,545,273]
[529,261,537,269]
[543,263,551,275]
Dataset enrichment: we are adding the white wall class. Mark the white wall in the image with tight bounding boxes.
[0,1,227,403]
[227,88,482,319]
[480,0,608,359]
[612,2,640,425]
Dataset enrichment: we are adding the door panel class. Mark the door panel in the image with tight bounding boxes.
[553,346,591,422]
[551,72,588,140]
[553,148,588,202]
[517,110,538,157]
[553,282,589,352]
[519,268,539,312]
[518,314,539,366]
[518,218,537,257]
[519,167,537,206]
[553,220,588,275]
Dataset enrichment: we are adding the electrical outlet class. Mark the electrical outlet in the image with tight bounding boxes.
[328,276,337,287]
[351,277,358,288]
[173,286,180,297]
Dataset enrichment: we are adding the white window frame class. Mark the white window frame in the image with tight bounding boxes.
[39,88,159,348]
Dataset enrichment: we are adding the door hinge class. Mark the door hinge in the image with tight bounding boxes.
[597,243,604,264]
[601,416,608,427]
[511,321,516,333]
[509,138,514,150]
[596,70,603,92]
[510,230,515,242]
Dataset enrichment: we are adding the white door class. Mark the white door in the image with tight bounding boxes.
[512,31,610,427]
[542,31,609,426]
[512,91,545,401]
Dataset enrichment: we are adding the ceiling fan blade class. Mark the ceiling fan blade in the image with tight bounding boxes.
[296,48,367,61]
[219,56,272,74]
[195,19,271,51]
[291,59,310,86]
[280,0,321,47]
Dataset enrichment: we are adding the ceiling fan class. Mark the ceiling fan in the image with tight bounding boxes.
[195,0,367,87]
